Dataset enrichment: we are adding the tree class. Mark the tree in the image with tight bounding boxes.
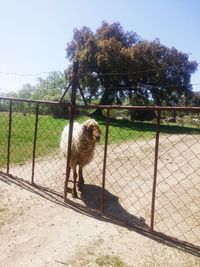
[127,40,197,106]
[33,71,66,101]
[192,91,200,106]
[66,21,140,115]
[33,71,69,117]
[65,21,198,116]
[5,71,69,117]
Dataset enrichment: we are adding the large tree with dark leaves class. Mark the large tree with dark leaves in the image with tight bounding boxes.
[66,21,198,114]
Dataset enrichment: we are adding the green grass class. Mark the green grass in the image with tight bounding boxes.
[97,115,200,144]
[0,113,67,167]
[0,112,200,168]
[95,255,130,267]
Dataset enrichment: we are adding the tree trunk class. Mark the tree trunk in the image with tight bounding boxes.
[92,88,115,117]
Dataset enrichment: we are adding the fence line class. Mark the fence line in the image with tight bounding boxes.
[0,64,200,251]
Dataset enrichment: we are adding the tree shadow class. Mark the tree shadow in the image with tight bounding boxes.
[80,184,147,229]
[94,115,200,135]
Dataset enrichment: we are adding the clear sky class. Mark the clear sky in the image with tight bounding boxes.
[0,0,200,93]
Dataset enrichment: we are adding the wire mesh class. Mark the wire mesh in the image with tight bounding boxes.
[8,101,35,179]
[154,111,200,246]
[1,98,200,248]
[32,104,68,193]
[0,99,69,195]
[95,109,156,228]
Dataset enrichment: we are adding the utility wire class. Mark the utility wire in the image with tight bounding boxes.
[0,67,199,91]
[0,71,61,77]
[0,62,200,77]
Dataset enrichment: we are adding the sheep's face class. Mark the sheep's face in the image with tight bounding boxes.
[83,120,101,143]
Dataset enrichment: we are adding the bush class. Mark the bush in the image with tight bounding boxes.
[130,110,156,121]
[49,103,69,119]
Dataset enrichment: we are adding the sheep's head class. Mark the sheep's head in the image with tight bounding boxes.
[82,119,101,143]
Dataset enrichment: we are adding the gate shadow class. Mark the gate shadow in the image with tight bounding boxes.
[1,172,199,257]
[80,183,147,229]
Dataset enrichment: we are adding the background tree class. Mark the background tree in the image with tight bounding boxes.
[128,40,197,106]
[66,21,140,115]
[5,71,69,117]
[65,21,198,117]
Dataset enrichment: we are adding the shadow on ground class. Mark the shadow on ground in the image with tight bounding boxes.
[0,172,199,257]
[81,183,147,228]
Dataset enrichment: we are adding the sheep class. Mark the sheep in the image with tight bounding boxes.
[60,119,101,198]
[192,118,200,124]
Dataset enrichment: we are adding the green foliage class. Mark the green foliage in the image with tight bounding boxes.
[66,21,198,111]
[33,71,67,101]
[6,71,68,103]
[4,71,71,117]
[49,103,69,119]
[3,22,198,119]
[1,111,200,168]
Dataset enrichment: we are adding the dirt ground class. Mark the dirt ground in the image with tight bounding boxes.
[0,134,200,266]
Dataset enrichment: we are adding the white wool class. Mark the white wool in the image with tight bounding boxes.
[60,119,100,197]
[60,122,82,157]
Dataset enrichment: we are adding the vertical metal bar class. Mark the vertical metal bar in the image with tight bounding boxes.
[150,110,161,231]
[64,105,75,201]
[64,61,79,201]
[100,109,110,213]
[31,103,39,184]
[58,80,72,104]
[7,100,12,175]
[77,82,88,106]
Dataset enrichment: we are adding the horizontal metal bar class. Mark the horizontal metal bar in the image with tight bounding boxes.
[75,104,200,112]
[0,96,65,105]
[1,96,200,112]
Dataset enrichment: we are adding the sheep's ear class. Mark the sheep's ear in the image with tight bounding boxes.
[83,125,87,134]
[83,125,92,134]
[88,125,93,133]
[83,124,93,134]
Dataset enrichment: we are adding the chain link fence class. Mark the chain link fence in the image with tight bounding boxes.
[0,97,200,249]
[155,111,200,246]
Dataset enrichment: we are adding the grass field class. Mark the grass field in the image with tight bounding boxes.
[0,112,200,168]
[0,113,66,167]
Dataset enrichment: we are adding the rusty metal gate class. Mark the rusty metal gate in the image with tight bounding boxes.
[0,66,200,252]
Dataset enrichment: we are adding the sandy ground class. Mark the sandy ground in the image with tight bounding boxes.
[0,173,200,267]
[0,134,200,266]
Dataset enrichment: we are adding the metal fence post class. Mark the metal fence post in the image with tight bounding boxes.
[100,108,110,213]
[32,103,39,184]
[150,110,161,231]
[7,100,12,175]
[64,61,79,201]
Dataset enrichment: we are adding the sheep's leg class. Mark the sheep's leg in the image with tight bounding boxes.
[72,168,78,198]
[78,166,84,191]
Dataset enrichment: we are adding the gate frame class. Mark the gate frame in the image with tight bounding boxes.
[1,62,200,252]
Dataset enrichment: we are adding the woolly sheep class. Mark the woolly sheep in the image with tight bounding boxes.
[60,119,101,198]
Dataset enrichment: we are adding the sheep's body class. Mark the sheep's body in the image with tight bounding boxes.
[60,122,95,168]
[60,119,100,197]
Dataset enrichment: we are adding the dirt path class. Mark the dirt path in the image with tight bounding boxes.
[0,134,200,266]
[0,173,200,267]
